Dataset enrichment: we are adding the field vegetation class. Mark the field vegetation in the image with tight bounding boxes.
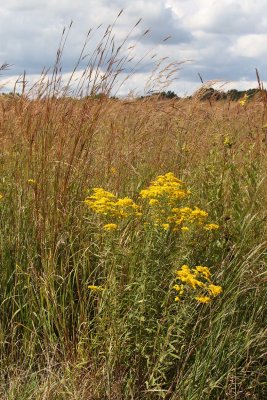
[0,18,266,399]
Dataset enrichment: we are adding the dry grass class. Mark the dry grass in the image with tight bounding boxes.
[0,18,266,399]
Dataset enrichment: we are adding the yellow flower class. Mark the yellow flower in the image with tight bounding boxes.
[88,285,104,292]
[193,266,211,281]
[208,284,223,297]
[181,144,190,152]
[116,197,134,207]
[140,172,190,205]
[190,207,208,220]
[173,264,222,304]
[0,193,3,201]
[195,296,211,304]
[162,223,170,230]
[223,136,233,147]
[110,167,117,174]
[139,172,219,233]
[239,94,249,106]
[177,207,208,225]
[103,223,118,231]
[149,199,159,206]
[176,265,204,289]
[85,188,140,218]
[204,223,219,231]
[27,179,36,185]
[173,284,184,295]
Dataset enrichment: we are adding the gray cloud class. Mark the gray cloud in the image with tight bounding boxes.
[0,0,267,95]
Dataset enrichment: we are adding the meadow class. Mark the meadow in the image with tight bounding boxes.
[0,25,267,398]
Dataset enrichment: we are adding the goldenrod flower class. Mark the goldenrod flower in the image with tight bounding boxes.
[85,173,218,235]
[173,264,222,304]
[0,193,3,201]
[223,136,233,147]
[161,223,170,230]
[27,179,36,185]
[207,284,223,297]
[176,265,204,289]
[189,207,208,221]
[140,172,190,205]
[170,206,209,227]
[195,296,211,304]
[204,223,219,231]
[85,188,141,218]
[239,93,249,106]
[173,284,184,295]
[181,144,190,152]
[88,285,104,292]
[103,223,118,231]
[149,199,159,206]
[193,266,211,281]
[139,172,219,233]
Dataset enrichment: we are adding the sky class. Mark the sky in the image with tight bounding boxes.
[0,0,267,96]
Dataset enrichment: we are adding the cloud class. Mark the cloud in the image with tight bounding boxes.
[230,35,267,58]
[170,0,267,35]
[0,0,267,95]
[167,0,267,87]
[102,0,193,45]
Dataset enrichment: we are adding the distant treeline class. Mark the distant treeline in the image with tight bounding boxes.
[1,88,266,101]
[195,87,266,101]
[141,88,266,101]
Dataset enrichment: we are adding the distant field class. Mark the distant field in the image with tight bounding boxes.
[0,92,266,399]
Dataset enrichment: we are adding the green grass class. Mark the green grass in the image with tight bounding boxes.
[0,29,267,397]
[0,93,266,399]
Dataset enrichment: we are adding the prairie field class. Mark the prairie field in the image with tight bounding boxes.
[0,84,266,399]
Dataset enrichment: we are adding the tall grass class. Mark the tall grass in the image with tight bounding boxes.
[0,17,266,400]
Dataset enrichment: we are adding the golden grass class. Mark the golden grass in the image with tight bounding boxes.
[0,19,266,398]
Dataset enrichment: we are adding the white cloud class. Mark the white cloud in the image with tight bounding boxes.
[168,0,267,35]
[0,0,267,96]
[230,35,267,58]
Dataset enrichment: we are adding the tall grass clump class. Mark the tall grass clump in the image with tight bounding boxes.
[0,14,267,400]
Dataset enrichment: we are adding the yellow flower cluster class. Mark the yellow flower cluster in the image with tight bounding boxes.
[84,188,141,219]
[88,285,104,292]
[140,172,190,206]
[173,264,222,303]
[223,136,233,148]
[0,193,3,201]
[140,173,219,233]
[239,93,249,106]
[166,206,209,231]
[204,223,220,231]
[103,223,118,231]
[27,179,36,186]
[84,172,219,233]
